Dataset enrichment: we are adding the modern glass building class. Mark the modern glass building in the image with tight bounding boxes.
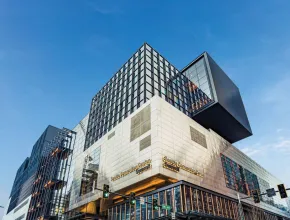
[26,128,76,220]
[7,126,63,214]
[66,43,289,220]
[3,43,290,220]
[85,43,251,153]
[4,126,77,220]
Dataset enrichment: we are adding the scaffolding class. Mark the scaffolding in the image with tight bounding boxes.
[27,128,76,220]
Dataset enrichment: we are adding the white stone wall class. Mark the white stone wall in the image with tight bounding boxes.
[69,96,289,218]
[2,196,31,220]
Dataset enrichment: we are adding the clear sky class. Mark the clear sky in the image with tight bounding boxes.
[1,0,290,217]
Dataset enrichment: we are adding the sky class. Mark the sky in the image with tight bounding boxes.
[1,0,290,218]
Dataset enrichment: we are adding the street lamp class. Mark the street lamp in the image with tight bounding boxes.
[0,205,4,208]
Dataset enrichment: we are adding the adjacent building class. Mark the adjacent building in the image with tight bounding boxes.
[5,126,63,216]
[3,126,77,220]
[3,43,290,220]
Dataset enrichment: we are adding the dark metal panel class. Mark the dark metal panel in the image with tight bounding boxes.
[192,103,252,143]
[205,53,252,136]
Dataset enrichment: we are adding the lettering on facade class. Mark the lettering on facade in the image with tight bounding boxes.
[111,159,152,181]
[162,156,203,178]
[136,163,151,175]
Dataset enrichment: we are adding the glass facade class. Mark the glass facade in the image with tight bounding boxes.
[85,43,216,150]
[7,126,62,214]
[221,154,261,196]
[182,57,213,101]
[108,182,240,220]
[221,154,289,213]
[69,147,101,209]
[85,44,180,150]
[27,128,76,220]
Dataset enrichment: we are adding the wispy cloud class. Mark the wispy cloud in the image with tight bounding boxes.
[239,135,290,158]
[273,139,290,153]
[240,147,261,156]
[276,128,290,133]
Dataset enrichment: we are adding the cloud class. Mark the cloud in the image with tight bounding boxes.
[240,147,261,156]
[273,140,290,153]
[276,128,290,133]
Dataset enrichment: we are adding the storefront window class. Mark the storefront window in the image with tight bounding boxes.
[174,186,182,212]
[159,191,166,217]
[197,190,204,213]
[116,205,120,220]
[203,192,208,213]
[113,207,117,220]
[191,188,198,211]
[184,186,192,212]
[135,200,140,220]
[141,199,146,220]
[208,193,214,215]
[121,204,125,220]
[125,203,130,220]
[147,195,152,220]
[166,189,173,212]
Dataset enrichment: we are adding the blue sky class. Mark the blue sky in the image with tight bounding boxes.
[1,0,290,217]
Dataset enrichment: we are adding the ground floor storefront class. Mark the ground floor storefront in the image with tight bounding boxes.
[67,180,289,220]
[107,181,288,220]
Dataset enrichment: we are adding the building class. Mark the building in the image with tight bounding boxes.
[26,127,76,220]
[3,43,290,220]
[66,43,290,220]
[5,126,63,217]
[2,126,77,220]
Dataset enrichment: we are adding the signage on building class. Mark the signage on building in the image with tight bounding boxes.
[162,156,203,178]
[266,188,276,197]
[111,159,152,181]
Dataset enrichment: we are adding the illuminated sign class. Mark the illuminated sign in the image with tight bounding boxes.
[111,159,152,181]
[162,156,203,178]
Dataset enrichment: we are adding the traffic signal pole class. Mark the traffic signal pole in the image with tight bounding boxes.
[240,188,290,200]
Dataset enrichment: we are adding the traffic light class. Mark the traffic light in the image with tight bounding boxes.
[129,192,136,206]
[153,199,159,211]
[278,184,288,199]
[103,184,109,198]
[252,189,260,203]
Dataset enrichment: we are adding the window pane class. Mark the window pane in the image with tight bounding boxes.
[174,186,182,212]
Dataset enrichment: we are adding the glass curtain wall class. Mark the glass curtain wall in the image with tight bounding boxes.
[108,183,239,220]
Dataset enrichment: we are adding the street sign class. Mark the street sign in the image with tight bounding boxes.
[266,188,276,197]
[171,212,176,219]
[162,204,171,210]
[140,197,145,205]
